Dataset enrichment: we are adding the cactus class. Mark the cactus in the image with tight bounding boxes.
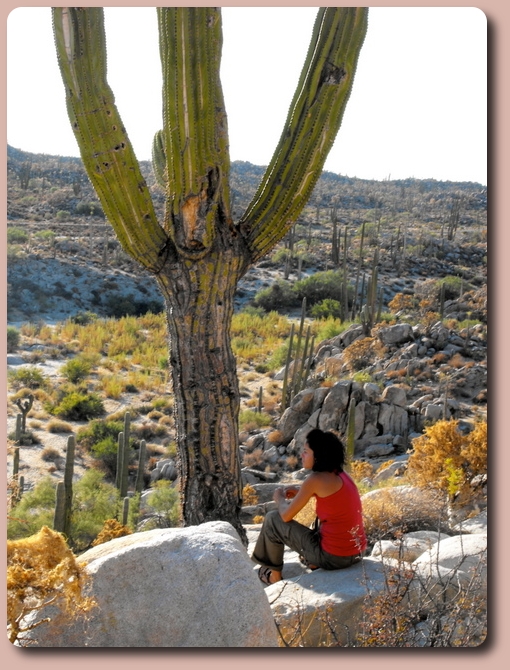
[122,497,130,527]
[342,225,349,321]
[116,412,131,499]
[345,397,356,469]
[289,298,307,400]
[115,432,124,491]
[13,447,20,479]
[280,323,295,413]
[53,481,66,534]
[62,435,75,538]
[15,394,34,434]
[135,439,147,494]
[351,221,365,320]
[52,7,368,536]
[17,476,24,505]
[258,386,263,414]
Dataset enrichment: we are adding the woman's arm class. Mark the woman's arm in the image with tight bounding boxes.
[274,475,319,523]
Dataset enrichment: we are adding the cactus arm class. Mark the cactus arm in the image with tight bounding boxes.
[157,7,232,258]
[51,7,168,272]
[240,7,368,263]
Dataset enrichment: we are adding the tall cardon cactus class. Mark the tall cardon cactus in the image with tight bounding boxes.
[52,7,368,542]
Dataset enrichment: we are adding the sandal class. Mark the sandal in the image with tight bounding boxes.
[258,566,273,585]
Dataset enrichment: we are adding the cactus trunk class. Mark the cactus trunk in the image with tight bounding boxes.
[52,6,368,540]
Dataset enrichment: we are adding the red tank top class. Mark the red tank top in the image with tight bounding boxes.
[315,471,367,556]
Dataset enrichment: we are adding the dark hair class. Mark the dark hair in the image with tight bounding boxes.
[305,429,345,473]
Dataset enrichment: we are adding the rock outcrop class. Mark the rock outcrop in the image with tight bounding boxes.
[20,522,279,647]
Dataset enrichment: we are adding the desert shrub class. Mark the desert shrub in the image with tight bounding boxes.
[352,370,375,384]
[46,419,73,433]
[350,460,375,483]
[294,270,350,306]
[7,227,29,244]
[242,484,258,506]
[7,478,56,540]
[77,419,125,479]
[407,419,487,499]
[91,518,132,546]
[8,366,48,390]
[310,298,343,320]
[361,486,447,545]
[253,280,299,312]
[388,292,417,313]
[56,209,71,221]
[33,229,56,245]
[70,469,121,552]
[41,446,61,463]
[68,311,98,326]
[239,409,273,432]
[7,526,95,645]
[146,480,180,527]
[50,391,105,421]
[313,316,347,342]
[438,275,466,299]
[103,294,164,318]
[343,337,386,372]
[355,550,487,647]
[7,326,20,353]
[242,448,264,468]
[75,201,104,217]
[60,356,94,384]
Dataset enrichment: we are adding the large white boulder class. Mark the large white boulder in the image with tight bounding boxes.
[21,522,279,647]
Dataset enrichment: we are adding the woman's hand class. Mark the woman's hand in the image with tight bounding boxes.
[273,487,286,503]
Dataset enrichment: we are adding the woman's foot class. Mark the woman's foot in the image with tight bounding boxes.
[258,566,282,585]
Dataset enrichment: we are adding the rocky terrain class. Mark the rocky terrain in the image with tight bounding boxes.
[7,147,488,647]
[7,146,487,508]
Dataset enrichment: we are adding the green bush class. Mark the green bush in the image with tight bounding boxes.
[51,391,105,421]
[69,469,120,552]
[103,294,164,318]
[7,326,20,353]
[310,298,343,320]
[146,480,180,527]
[437,275,468,300]
[60,356,93,384]
[77,418,132,480]
[253,280,299,312]
[294,270,347,306]
[75,201,105,218]
[7,227,29,244]
[68,311,98,325]
[33,229,56,245]
[56,210,71,222]
[7,478,56,540]
[8,366,47,389]
[77,419,124,451]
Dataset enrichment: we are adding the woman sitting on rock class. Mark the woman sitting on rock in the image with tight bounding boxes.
[252,428,367,585]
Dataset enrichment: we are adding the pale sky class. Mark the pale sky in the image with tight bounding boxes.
[7,6,487,185]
